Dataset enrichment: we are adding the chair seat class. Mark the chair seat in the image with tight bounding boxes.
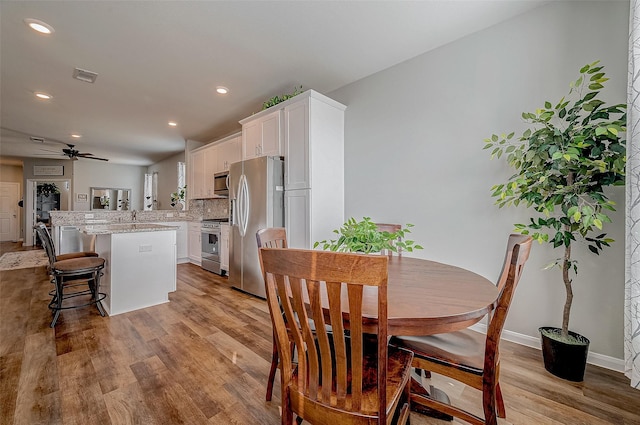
[55,251,99,261]
[53,257,105,273]
[391,328,486,375]
[289,344,413,416]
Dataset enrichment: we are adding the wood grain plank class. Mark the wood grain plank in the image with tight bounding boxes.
[13,332,61,425]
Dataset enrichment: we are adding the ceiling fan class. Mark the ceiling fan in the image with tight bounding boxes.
[60,143,109,161]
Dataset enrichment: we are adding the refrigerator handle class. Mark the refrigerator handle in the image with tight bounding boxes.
[238,174,249,237]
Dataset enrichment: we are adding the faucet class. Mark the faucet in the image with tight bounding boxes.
[132,210,137,221]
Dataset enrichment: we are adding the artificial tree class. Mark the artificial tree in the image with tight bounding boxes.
[484,61,626,342]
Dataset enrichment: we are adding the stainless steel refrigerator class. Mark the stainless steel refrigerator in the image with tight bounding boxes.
[229,156,284,298]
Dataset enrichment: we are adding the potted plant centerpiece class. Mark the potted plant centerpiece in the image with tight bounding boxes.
[314,216,423,254]
[483,61,626,381]
[170,185,187,210]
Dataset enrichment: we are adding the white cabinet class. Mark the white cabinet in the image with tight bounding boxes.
[157,222,188,264]
[204,145,218,197]
[282,91,346,248]
[188,222,201,264]
[217,134,241,172]
[285,189,310,249]
[220,223,230,273]
[240,109,282,160]
[189,148,206,199]
[189,144,218,199]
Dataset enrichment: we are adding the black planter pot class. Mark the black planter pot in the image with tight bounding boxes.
[539,326,590,382]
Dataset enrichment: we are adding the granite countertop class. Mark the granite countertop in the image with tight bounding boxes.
[82,223,179,235]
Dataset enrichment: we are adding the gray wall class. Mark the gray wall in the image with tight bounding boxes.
[329,1,628,359]
[73,161,147,211]
[147,151,185,210]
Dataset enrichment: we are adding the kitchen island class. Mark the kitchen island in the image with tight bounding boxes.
[83,223,178,316]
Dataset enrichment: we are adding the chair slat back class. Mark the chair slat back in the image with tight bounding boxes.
[256,227,288,249]
[375,223,402,256]
[34,223,56,266]
[259,248,389,421]
[485,235,532,371]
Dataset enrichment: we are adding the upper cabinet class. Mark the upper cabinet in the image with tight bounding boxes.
[189,147,206,199]
[188,132,241,200]
[240,109,282,160]
[217,134,241,172]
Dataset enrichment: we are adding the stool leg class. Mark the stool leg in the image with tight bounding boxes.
[93,270,106,317]
[50,275,63,327]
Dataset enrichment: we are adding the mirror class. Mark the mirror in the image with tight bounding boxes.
[90,187,131,211]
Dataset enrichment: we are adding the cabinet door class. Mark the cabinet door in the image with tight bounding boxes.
[243,120,261,160]
[217,136,242,171]
[242,109,282,160]
[260,110,282,156]
[188,223,201,264]
[190,149,206,199]
[204,146,218,197]
[285,189,310,249]
[284,98,309,190]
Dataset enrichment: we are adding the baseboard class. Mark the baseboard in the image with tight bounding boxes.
[470,323,625,373]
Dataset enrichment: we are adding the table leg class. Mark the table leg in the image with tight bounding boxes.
[409,370,453,421]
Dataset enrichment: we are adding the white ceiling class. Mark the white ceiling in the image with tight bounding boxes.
[0,1,546,166]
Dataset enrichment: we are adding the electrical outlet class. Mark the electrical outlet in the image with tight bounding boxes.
[223,208,228,214]
[139,245,152,252]
[207,208,211,213]
[84,213,94,219]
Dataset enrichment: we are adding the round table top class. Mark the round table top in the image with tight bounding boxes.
[363,256,498,336]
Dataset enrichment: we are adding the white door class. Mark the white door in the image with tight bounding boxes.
[0,182,20,242]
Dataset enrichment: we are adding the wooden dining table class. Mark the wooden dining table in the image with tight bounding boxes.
[353,254,499,420]
[350,255,499,336]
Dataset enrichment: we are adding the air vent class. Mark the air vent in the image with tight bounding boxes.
[29,136,45,143]
[73,67,98,83]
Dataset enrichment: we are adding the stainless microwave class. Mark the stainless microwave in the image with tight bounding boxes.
[214,171,229,197]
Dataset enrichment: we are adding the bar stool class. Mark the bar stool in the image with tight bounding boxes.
[34,224,107,327]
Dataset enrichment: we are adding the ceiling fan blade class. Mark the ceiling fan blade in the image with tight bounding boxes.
[38,148,64,154]
[81,155,109,161]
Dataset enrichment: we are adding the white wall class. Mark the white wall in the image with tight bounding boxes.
[329,1,628,359]
[73,161,147,211]
[147,151,185,210]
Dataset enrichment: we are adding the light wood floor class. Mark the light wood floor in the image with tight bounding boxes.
[1,241,639,425]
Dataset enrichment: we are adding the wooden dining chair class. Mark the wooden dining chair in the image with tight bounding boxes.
[390,234,532,425]
[256,227,289,402]
[375,223,402,256]
[258,247,414,425]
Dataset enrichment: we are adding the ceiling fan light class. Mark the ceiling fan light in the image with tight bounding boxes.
[24,18,55,35]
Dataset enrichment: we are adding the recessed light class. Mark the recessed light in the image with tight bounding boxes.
[71,134,82,138]
[35,92,52,100]
[216,86,229,95]
[168,121,178,127]
[24,18,55,35]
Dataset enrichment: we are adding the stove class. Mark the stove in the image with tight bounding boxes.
[201,218,228,229]
[200,219,228,275]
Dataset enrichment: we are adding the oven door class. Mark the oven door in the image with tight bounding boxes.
[201,228,222,274]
